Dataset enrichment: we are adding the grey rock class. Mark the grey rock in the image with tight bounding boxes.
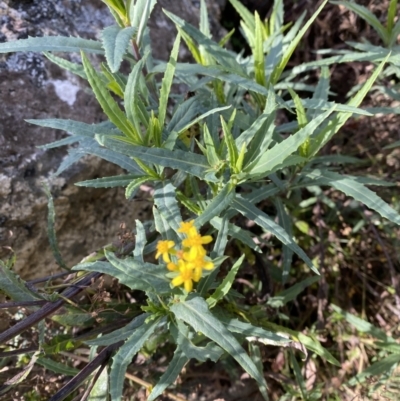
[0,0,226,279]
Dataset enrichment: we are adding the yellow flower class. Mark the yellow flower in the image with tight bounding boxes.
[178,220,197,237]
[171,260,196,292]
[155,240,175,263]
[182,233,213,260]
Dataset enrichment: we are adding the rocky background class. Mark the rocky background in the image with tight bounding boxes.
[0,0,226,280]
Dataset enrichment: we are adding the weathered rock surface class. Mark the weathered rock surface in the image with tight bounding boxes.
[0,0,226,279]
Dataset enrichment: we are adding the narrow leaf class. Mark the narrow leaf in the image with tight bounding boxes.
[207,254,245,308]
[102,25,137,72]
[171,296,268,394]
[232,195,318,274]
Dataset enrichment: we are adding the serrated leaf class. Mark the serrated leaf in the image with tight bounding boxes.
[0,261,43,302]
[26,118,117,138]
[195,182,236,227]
[99,136,215,181]
[172,320,224,362]
[75,174,141,188]
[125,176,152,199]
[267,276,320,308]
[164,10,243,73]
[124,56,148,133]
[229,0,256,33]
[306,169,400,226]
[154,182,182,237]
[44,52,87,79]
[246,106,335,177]
[171,295,268,397]
[73,254,171,295]
[81,52,139,142]
[0,36,104,54]
[232,195,318,274]
[133,220,146,263]
[147,347,188,401]
[85,314,149,346]
[129,0,157,45]
[77,140,143,173]
[36,357,79,376]
[159,33,181,127]
[309,55,389,155]
[207,254,245,308]
[269,0,328,84]
[110,317,163,401]
[254,11,266,87]
[102,25,136,72]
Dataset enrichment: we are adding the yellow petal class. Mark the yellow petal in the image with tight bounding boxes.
[172,276,184,287]
[200,235,213,244]
[184,279,193,292]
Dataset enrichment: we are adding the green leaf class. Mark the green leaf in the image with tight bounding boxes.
[147,347,188,401]
[164,10,243,73]
[267,276,320,308]
[229,0,256,33]
[154,182,183,236]
[43,184,68,270]
[44,52,87,79]
[99,136,216,181]
[254,12,266,87]
[210,217,261,253]
[159,33,181,127]
[0,36,104,54]
[36,357,79,376]
[221,113,239,170]
[75,174,142,188]
[269,0,328,84]
[331,1,389,45]
[195,182,236,227]
[129,0,157,45]
[26,118,117,138]
[88,366,109,401]
[85,314,149,346]
[133,220,147,263]
[348,354,400,386]
[218,316,290,346]
[274,198,294,283]
[207,254,245,308]
[73,254,171,295]
[171,295,269,398]
[331,304,391,342]
[172,319,224,362]
[0,261,43,302]
[124,57,148,132]
[81,52,140,142]
[102,25,137,72]
[125,176,153,199]
[232,195,318,274]
[110,317,163,401]
[306,169,400,226]
[310,55,389,155]
[246,106,335,177]
[297,333,340,366]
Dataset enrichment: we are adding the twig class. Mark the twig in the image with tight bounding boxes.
[48,341,123,401]
[0,272,101,345]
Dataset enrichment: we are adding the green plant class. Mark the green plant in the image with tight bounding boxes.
[1,0,400,400]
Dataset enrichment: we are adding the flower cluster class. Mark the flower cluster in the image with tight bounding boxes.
[155,220,214,292]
